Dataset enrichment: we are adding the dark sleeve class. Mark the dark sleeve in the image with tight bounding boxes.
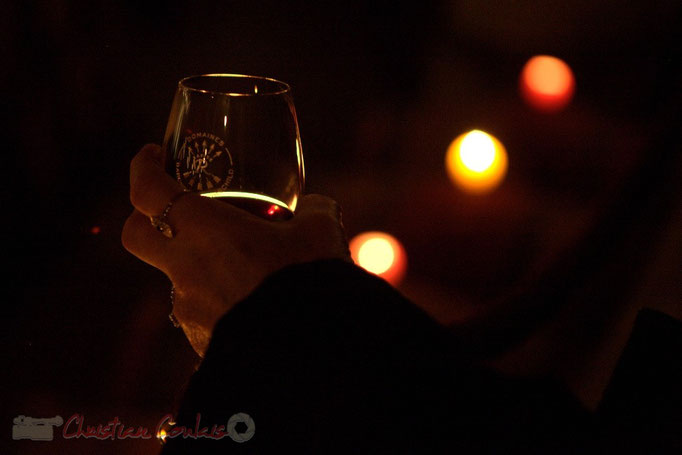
[597,309,682,451]
[160,260,624,453]
[160,259,466,453]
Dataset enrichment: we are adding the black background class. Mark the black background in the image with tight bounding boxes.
[3,1,681,453]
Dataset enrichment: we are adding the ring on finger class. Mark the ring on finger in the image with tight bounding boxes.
[149,190,191,238]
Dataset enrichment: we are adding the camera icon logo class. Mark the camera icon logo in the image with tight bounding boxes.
[12,415,64,441]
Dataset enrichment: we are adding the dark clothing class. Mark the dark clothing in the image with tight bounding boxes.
[161,260,681,453]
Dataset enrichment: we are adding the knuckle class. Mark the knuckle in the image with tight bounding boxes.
[121,215,139,252]
[329,200,342,219]
[307,193,335,208]
[128,144,162,210]
[129,152,145,178]
[129,184,141,209]
[300,210,340,237]
[299,194,342,221]
[129,176,152,211]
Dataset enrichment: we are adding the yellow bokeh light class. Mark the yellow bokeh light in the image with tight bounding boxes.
[459,130,496,172]
[445,129,508,194]
[358,238,395,274]
[349,231,407,286]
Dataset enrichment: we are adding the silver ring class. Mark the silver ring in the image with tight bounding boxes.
[149,191,191,239]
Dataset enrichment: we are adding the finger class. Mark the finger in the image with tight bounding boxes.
[121,209,173,273]
[129,144,252,234]
[295,194,342,221]
[129,143,185,217]
[293,194,351,261]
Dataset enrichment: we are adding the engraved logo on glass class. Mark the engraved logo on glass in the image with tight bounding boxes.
[175,132,235,191]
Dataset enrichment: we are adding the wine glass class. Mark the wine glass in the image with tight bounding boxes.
[162,74,304,220]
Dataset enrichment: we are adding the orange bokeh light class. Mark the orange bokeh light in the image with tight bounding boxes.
[445,130,508,194]
[349,231,407,286]
[520,55,575,112]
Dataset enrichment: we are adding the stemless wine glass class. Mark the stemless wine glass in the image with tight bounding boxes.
[162,74,304,220]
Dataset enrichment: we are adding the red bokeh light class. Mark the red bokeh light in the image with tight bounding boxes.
[520,55,575,112]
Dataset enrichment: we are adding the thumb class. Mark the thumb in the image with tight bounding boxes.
[295,194,343,222]
[293,194,351,262]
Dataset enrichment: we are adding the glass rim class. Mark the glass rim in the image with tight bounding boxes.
[178,73,291,97]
